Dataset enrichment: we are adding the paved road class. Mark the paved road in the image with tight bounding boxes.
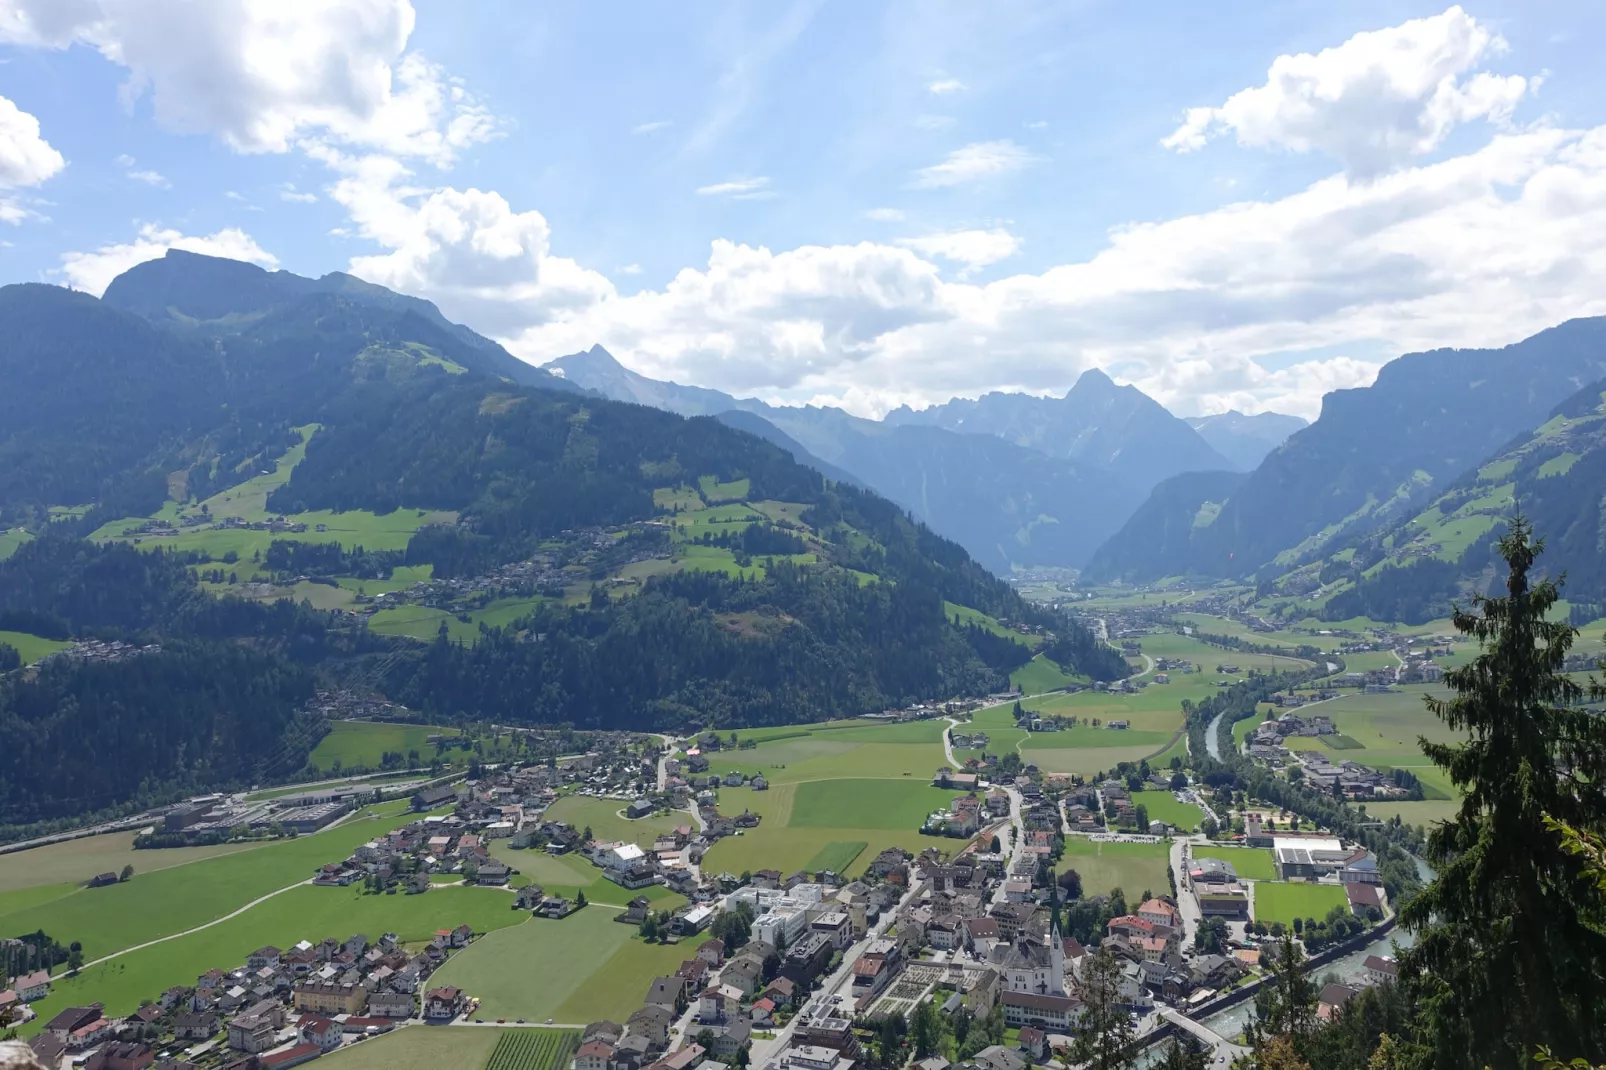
[748,882,920,1066]
[1169,837,1201,947]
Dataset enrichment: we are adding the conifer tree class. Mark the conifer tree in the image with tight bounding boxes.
[1071,948,1135,1070]
[1400,518,1606,1068]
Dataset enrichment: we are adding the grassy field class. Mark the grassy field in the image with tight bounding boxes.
[34,881,527,1021]
[0,629,70,664]
[1254,882,1350,927]
[1131,790,1204,831]
[0,832,270,894]
[0,528,32,560]
[485,847,681,905]
[806,841,868,873]
[542,797,680,850]
[308,721,462,771]
[789,780,957,829]
[0,802,418,965]
[430,908,706,1023]
[1192,845,1277,881]
[1010,654,1081,694]
[1059,838,1170,898]
[321,1026,507,1070]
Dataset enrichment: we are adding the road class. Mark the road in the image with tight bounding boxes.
[748,881,921,1066]
[1169,837,1201,947]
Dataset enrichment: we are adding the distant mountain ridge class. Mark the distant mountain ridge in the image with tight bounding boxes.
[1186,410,1308,471]
[884,369,1235,488]
[546,347,1152,571]
[103,249,579,392]
[1084,316,1606,583]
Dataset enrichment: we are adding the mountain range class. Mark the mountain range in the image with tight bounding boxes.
[1084,316,1606,600]
[0,250,1126,830]
[546,347,1301,573]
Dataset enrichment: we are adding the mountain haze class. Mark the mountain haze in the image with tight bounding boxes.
[1186,410,1308,470]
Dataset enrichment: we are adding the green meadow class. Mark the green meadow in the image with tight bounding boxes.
[1059,837,1170,898]
[541,796,681,850]
[0,629,69,664]
[307,721,462,770]
[1192,845,1277,881]
[1131,789,1204,831]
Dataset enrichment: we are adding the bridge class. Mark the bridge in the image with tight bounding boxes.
[1157,1006,1252,1063]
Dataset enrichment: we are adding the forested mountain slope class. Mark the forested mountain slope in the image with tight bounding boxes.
[547,347,1152,570]
[0,258,1126,833]
[1085,317,1606,582]
[1305,378,1606,623]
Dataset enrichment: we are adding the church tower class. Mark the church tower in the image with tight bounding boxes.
[1048,891,1066,994]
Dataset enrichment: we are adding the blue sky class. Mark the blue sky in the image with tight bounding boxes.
[4,1,1606,419]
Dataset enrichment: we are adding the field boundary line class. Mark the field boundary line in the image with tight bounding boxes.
[74,877,314,973]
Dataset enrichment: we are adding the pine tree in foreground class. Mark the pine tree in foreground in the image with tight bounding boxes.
[1400,517,1606,1069]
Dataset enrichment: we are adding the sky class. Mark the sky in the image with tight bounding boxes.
[3,1,1606,421]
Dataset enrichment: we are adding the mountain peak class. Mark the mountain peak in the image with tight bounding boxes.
[1070,366,1117,393]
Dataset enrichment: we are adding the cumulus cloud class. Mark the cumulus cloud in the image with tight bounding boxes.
[912,140,1037,188]
[324,150,613,337]
[115,155,168,186]
[280,183,317,203]
[0,0,495,164]
[494,122,1606,420]
[1163,5,1531,177]
[0,92,65,188]
[895,228,1021,273]
[59,223,276,295]
[927,78,965,95]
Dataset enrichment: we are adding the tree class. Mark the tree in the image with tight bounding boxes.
[583,825,593,842]
[911,998,940,1058]
[66,946,83,974]
[119,864,133,882]
[575,890,587,908]
[1156,1036,1208,1070]
[1134,803,1149,831]
[1400,519,1606,1068]
[1057,868,1083,901]
[1246,934,1316,1062]
[1200,816,1218,838]
[1070,948,1135,1070]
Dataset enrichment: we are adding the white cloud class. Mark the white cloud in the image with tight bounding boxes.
[914,114,953,131]
[113,152,168,186]
[895,228,1021,273]
[493,121,1606,421]
[1163,5,1531,177]
[1024,120,1047,130]
[863,207,906,222]
[0,0,496,164]
[0,92,65,188]
[617,263,642,275]
[912,139,1037,188]
[632,120,671,135]
[927,78,965,95]
[58,223,276,295]
[696,176,771,197]
[280,184,318,203]
[326,150,613,338]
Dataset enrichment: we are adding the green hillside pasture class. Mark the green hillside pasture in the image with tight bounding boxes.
[670,503,764,541]
[1059,838,1171,898]
[0,801,416,964]
[336,564,434,596]
[32,882,526,1022]
[366,596,546,644]
[321,1024,506,1070]
[431,908,706,1023]
[944,602,1043,648]
[653,485,703,512]
[0,529,32,560]
[1191,845,1276,881]
[1254,882,1350,928]
[1146,732,1189,770]
[485,1029,580,1070]
[542,797,680,850]
[806,841,868,874]
[0,831,268,895]
[1131,790,1204,831]
[0,629,69,665]
[96,507,456,560]
[698,476,751,502]
[308,721,461,771]
[198,424,318,521]
[1010,654,1081,694]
